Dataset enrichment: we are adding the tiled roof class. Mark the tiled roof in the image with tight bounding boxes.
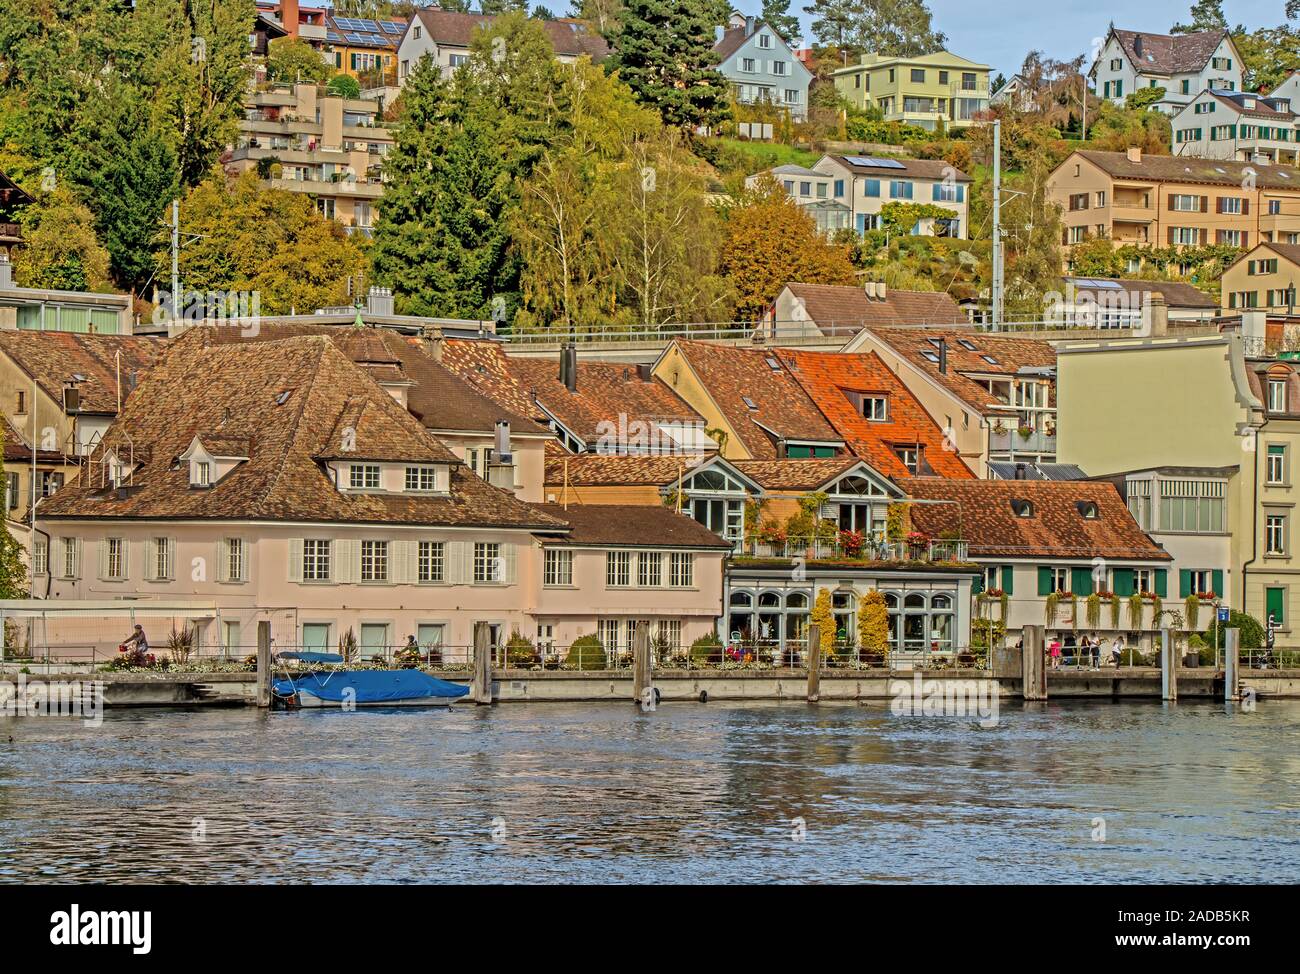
[823,155,971,182]
[1208,91,1295,120]
[1074,150,1300,191]
[670,340,842,459]
[904,478,1171,561]
[534,503,733,549]
[39,336,566,530]
[783,282,965,333]
[1064,277,1218,309]
[544,452,712,487]
[509,359,703,444]
[413,8,608,58]
[732,457,862,490]
[1109,28,1229,75]
[0,332,165,415]
[2,417,63,464]
[1231,241,1300,272]
[439,338,540,421]
[867,327,1056,412]
[774,348,975,480]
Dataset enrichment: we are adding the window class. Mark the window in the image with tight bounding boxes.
[1267,513,1288,554]
[225,538,245,582]
[5,472,16,511]
[669,552,693,587]
[1158,479,1226,533]
[939,70,948,84]
[889,180,913,200]
[861,396,887,421]
[758,32,772,48]
[1268,444,1287,485]
[607,550,631,587]
[772,61,787,76]
[784,88,799,103]
[303,539,331,581]
[153,537,173,580]
[1219,196,1244,214]
[1076,501,1099,519]
[360,540,388,582]
[1170,226,1200,245]
[32,538,47,576]
[193,461,211,487]
[15,391,25,413]
[418,540,444,582]
[1127,479,1152,529]
[1011,498,1035,518]
[405,466,438,491]
[350,464,380,489]
[1249,258,1280,275]
[106,538,125,580]
[473,542,502,583]
[1216,229,1246,247]
[40,471,62,498]
[448,54,468,68]
[1269,378,1288,413]
[910,68,925,82]
[61,538,77,579]
[799,181,811,196]
[741,57,755,72]
[1110,58,1121,70]
[637,552,662,587]
[544,548,572,586]
[1049,567,1070,593]
[1068,192,1089,211]
[895,446,919,475]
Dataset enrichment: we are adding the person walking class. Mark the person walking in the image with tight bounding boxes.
[1112,634,1125,668]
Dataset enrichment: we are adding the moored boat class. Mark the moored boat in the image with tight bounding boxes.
[272,666,470,709]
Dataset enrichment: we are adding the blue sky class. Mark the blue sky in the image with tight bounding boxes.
[729,1,1290,79]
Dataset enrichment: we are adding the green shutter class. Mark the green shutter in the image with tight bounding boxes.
[1155,569,1168,598]
[1180,569,1193,598]
[1037,566,1052,596]
[972,570,985,595]
[1071,567,1094,596]
[1002,565,1014,596]
[1266,587,1285,625]
[1212,570,1224,599]
[1113,568,1135,597]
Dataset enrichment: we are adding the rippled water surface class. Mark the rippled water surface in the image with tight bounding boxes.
[2,700,1298,883]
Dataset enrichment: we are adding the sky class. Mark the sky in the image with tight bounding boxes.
[729,0,1290,80]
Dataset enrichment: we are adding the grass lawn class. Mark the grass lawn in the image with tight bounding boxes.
[712,138,821,176]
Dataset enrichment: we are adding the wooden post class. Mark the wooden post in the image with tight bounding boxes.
[1160,627,1177,701]
[806,626,821,703]
[1021,625,1046,701]
[632,624,651,705]
[255,620,271,708]
[472,622,493,706]
[1224,627,1240,702]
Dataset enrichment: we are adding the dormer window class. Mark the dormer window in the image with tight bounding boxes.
[1076,500,1099,519]
[192,461,212,488]
[1011,498,1034,518]
[860,395,888,421]
[1269,377,1288,413]
[405,465,439,492]
[349,464,381,489]
[895,446,920,475]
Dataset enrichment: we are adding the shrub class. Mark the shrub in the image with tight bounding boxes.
[566,633,606,670]
[858,589,889,655]
[1201,610,1264,650]
[505,630,539,668]
[168,624,194,667]
[689,633,723,665]
[326,74,362,99]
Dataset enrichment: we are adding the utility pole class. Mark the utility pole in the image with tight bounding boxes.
[991,119,1003,331]
[170,199,180,322]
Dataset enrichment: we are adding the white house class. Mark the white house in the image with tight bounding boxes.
[1090,27,1242,114]
[1171,88,1299,166]
[810,154,970,238]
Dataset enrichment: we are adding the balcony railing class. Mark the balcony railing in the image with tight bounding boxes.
[734,536,969,563]
[988,406,1056,455]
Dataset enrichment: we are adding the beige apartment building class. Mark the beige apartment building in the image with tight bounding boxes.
[1048,148,1300,260]
[1220,241,1300,311]
[229,82,392,235]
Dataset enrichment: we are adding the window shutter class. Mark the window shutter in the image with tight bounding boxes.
[1037,566,1052,596]
[216,540,230,583]
[1167,226,1175,245]
[932,183,941,201]
[335,540,355,584]
[1071,567,1094,596]
[391,540,410,584]
[1113,568,1135,597]
[407,541,420,583]
[446,540,466,585]
[1001,565,1014,595]
[1179,568,1192,597]
[502,543,516,584]
[1063,228,1069,246]
[1199,227,1208,245]
[1242,198,1250,215]
[168,538,177,580]
[972,571,985,595]
[72,538,81,580]
[288,539,303,583]
[956,185,964,203]
[1212,569,1224,597]
[143,539,157,582]
[1200,195,1208,212]
[1167,194,1175,210]
[98,539,109,581]
[1155,568,1168,598]
[1242,231,1249,248]
[1216,197,1224,214]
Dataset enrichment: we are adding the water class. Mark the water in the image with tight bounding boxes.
[1,700,1298,884]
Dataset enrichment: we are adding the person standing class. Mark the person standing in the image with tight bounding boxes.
[1112,634,1125,668]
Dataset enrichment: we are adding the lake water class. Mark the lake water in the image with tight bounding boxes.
[1,699,1298,884]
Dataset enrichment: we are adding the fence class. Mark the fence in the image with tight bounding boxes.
[736,536,969,563]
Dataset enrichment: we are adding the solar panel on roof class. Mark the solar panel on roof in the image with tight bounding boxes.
[326,30,342,42]
[844,155,906,169]
[382,21,405,33]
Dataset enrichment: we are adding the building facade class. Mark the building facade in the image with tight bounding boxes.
[713,14,813,121]
[1090,28,1242,114]
[1220,242,1300,312]
[833,51,991,130]
[1171,89,1300,166]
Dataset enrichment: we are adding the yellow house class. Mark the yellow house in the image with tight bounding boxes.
[1057,330,1300,650]
[1221,241,1300,312]
[833,51,991,130]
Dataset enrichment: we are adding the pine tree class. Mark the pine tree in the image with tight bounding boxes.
[1170,0,1227,34]
[802,0,945,56]
[609,0,733,130]
[761,0,802,44]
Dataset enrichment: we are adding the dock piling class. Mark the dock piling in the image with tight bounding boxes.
[1224,627,1240,702]
[1021,625,1046,701]
[632,625,652,705]
[472,622,493,706]
[806,626,821,703]
[255,621,271,709]
[1160,627,1177,702]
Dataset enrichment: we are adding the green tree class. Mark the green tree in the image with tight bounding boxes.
[480,0,530,12]
[570,0,625,36]
[762,0,802,43]
[14,188,113,292]
[0,426,28,600]
[1234,25,1300,92]
[267,37,335,84]
[609,0,733,130]
[1125,85,1168,112]
[326,74,363,99]
[1171,0,1227,34]
[803,0,946,56]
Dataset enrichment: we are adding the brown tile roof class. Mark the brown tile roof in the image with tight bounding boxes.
[39,335,566,530]
[1209,91,1295,120]
[867,327,1056,412]
[1064,277,1218,309]
[824,155,971,182]
[544,452,713,487]
[509,359,703,444]
[1231,241,1300,273]
[439,337,539,421]
[0,332,165,415]
[784,282,966,333]
[1074,149,1300,191]
[671,340,842,459]
[1109,28,1229,76]
[732,457,863,491]
[904,478,1171,561]
[413,8,608,58]
[775,349,975,479]
[534,503,733,549]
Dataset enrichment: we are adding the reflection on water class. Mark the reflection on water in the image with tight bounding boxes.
[1,700,1298,883]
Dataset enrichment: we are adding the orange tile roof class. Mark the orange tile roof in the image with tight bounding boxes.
[732,457,862,490]
[783,282,965,333]
[0,332,165,415]
[775,348,975,479]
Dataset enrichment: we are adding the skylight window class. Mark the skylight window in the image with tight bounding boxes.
[921,351,940,363]
[764,356,782,371]
[982,355,1000,365]
[1077,500,1100,519]
[742,396,758,411]
[1010,498,1034,518]
[958,339,978,351]
[275,390,292,406]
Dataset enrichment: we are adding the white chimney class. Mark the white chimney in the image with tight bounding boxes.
[0,254,12,290]
[1126,146,1142,163]
[877,283,887,301]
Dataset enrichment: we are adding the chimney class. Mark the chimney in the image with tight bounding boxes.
[487,421,515,491]
[0,253,12,290]
[559,342,578,393]
[1126,146,1142,164]
[365,286,394,316]
[493,420,512,463]
[745,15,756,37]
[637,363,653,382]
[877,283,887,301]
[1014,462,1026,480]
[1133,35,1143,58]
[937,338,947,373]
[281,0,300,37]
[1147,291,1168,337]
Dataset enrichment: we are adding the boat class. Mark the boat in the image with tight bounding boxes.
[271,660,470,709]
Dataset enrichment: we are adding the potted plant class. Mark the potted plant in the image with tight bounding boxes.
[1017,424,1035,439]
[838,529,866,559]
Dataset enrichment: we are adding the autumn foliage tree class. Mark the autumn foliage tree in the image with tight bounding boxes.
[720,177,857,320]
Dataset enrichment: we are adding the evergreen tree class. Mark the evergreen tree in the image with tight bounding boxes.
[1171,0,1227,34]
[609,0,733,130]
[761,0,802,44]
[802,0,945,56]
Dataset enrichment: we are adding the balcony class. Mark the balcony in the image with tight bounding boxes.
[734,536,970,564]
[987,407,1056,456]
[264,176,385,199]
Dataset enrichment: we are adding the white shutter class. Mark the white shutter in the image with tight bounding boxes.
[143,539,157,582]
[408,540,421,583]
[98,539,109,581]
[119,539,129,581]
[288,539,303,583]
[216,540,230,583]
[335,539,355,584]
[446,540,465,585]
[502,542,516,584]
[72,538,81,580]
[391,540,410,584]
[168,538,177,580]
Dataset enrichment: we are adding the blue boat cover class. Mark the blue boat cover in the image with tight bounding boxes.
[277,651,345,663]
[272,670,470,703]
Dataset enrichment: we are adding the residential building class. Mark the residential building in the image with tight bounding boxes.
[0,169,32,263]
[396,8,607,84]
[770,281,966,338]
[323,13,408,86]
[745,165,851,237]
[1061,277,1219,324]
[713,14,813,120]
[1048,148,1300,253]
[1090,28,1242,113]
[36,334,728,661]
[230,82,392,234]
[3,417,78,574]
[833,51,992,130]
[0,256,132,335]
[1220,242,1300,312]
[1170,89,1300,166]
[990,74,1038,112]
[840,326,1058,475]
[1057,331,1300,647]
[905,478,1173,653]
